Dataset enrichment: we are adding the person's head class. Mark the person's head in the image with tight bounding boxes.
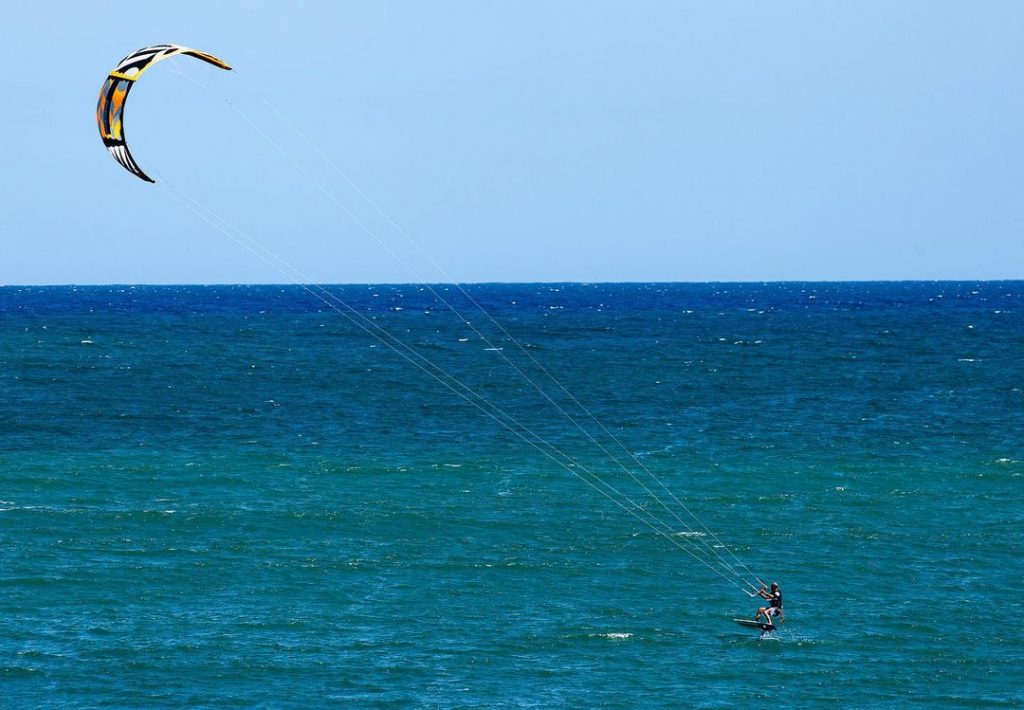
[770,582,778,591]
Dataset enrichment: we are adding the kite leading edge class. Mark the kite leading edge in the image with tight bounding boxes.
[96,44,232,183]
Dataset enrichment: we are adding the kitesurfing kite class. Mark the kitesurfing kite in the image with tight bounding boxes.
[96,44,232,183]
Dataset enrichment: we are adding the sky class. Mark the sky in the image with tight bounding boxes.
[1,1,1022,284]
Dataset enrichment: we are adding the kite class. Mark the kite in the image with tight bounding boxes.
[97,44,232,183]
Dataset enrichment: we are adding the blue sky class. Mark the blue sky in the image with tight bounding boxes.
[2,1,1022,283]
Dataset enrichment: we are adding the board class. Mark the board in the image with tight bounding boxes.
[733,618,776,632]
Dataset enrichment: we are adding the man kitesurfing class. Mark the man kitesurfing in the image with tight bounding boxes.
[753,581,784,627]
[733,580,785,633]
[97,43,779,638]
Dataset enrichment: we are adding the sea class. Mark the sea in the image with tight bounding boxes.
[2,282,1022,707]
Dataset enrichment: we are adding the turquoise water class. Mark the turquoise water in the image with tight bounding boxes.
[2,282,1022,706]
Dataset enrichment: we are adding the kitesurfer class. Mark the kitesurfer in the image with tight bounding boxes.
[753,582,783,626]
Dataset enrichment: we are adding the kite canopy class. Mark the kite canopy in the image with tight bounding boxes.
[97,44,232,183]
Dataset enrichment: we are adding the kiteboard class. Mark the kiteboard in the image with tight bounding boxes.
[733,618,776,632]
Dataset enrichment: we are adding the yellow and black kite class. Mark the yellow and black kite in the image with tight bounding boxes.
[97,44,232,183]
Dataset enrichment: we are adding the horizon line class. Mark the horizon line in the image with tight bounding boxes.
[2,279,1023,288]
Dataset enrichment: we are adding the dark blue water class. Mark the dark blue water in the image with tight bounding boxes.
[2,283,1022,706]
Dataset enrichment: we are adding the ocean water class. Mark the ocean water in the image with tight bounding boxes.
[2,282,1022,707]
